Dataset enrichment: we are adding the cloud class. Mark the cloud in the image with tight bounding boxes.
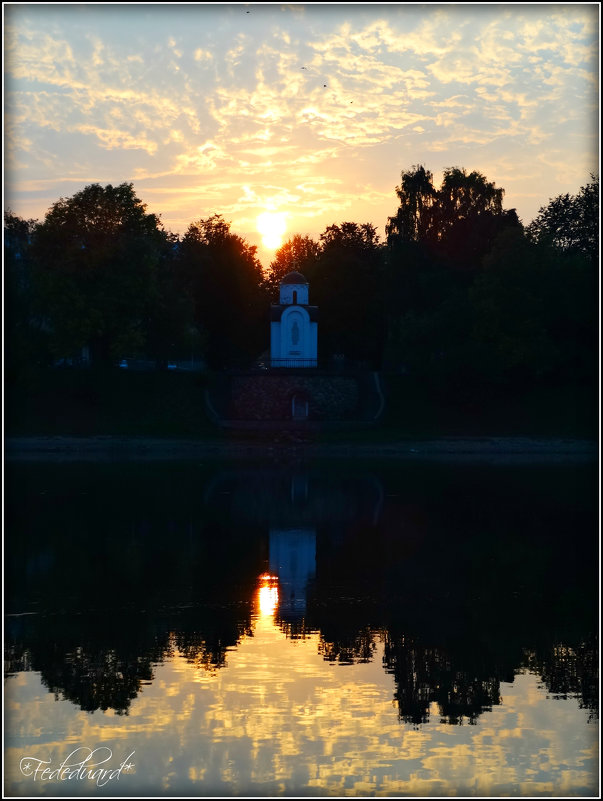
[73,124,158,154]
[3,3,598,245]
[194,48,213,62]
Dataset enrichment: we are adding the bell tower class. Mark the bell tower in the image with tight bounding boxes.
[270,271,318,368]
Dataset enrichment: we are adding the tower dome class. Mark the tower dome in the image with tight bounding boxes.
[280,271,308,285]
[279,271,309,306]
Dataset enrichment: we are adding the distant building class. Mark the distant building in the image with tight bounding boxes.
[270,271,318,368]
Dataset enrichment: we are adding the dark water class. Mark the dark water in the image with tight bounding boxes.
[4,458,599,796]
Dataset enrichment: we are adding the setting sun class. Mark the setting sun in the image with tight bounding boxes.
[257,211,287,250]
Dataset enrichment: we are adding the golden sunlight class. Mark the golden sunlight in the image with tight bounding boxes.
[256,211,287,250]
[258,574,279,617]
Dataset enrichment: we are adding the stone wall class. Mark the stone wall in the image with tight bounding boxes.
[227,373,360,421]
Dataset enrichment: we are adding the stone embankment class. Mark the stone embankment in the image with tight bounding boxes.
[206,370,384,423]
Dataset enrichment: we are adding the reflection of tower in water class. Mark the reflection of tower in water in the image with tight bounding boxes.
[268,471,316,620]
[203,465,381,624]
[269,527,316,617]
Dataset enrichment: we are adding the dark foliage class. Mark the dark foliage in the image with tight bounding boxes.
[176,214,268,368]
[526,175,599,263]
[4,170,597,398]
[28,183,172,366]
[383,166,597,398]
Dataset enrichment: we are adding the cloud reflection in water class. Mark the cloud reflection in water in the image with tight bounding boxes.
[4,614,598,797]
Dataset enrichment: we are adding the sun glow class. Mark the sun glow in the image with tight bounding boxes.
[256,211,287,250]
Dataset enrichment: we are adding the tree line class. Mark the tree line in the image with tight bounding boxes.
[4,167,598,398]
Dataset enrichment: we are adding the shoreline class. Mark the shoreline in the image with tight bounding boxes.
[4,435,598,464]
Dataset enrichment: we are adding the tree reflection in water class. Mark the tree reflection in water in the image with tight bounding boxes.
[4,460,598,724]
[383,635,503,725]
[5,612,165,715]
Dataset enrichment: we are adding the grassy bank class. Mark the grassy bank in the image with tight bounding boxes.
[376,375,598,440]
[5,367,217,438]
[4,367,597,440]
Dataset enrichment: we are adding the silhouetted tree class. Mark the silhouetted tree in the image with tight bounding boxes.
[145,232,201,368]
[30,183,168,366]
[385,164,437,245]
[387,166,518,271]
[383,167,527,384]
[176,214,267,368]
[264,234,321,300]
[526,175,599,263]
[311,222,386,366]
[471,227,597,386]
[437,166,504,225]
[4,211,51,376]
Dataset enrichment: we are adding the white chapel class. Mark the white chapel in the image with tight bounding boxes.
[270,271,318,368]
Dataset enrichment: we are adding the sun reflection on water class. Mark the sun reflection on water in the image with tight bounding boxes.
[257,573,279,618]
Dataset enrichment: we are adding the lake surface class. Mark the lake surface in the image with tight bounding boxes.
[4,458,599,797]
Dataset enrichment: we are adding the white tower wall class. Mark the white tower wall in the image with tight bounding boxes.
[271,272,317,368]
[280,283,309,305]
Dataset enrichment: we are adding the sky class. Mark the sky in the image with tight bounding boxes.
[3,2,600,267]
